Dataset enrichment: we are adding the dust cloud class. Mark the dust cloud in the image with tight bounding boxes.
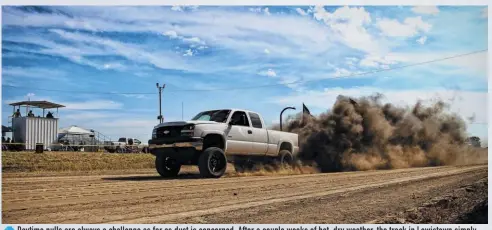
[276,93,487,173]
[228,163,320,177]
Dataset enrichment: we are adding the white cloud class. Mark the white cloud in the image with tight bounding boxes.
[377,16,432,37]
[264,48,270,54]
[63,100,123,110]
[258,69,277,77]
[313,6,384,54]
[62,111,114,120]
[102,62,126,71]
[411,6,440,15]
[47,29,192,71]
[171,6,183,12]
[119,94,149,99]
[416,36,427,45]
[249,7,270,15]
[3,6,333,61]
[2,66,66,80]
[270,87,488,127]
[169,6,201,12]
[359,53,403,68]
[249,7,262,13]
[183,49,194,56]
[183,36,205,45]
[296,8,308,16]
[332,68,352,77]
[384,51,487,77]
[163,30,178,38]
[345,57,359,66]
[163,31,206,45]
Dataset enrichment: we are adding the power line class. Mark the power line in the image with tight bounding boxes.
[2,49,487,95]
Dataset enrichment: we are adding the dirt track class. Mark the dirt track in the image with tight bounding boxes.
[2,165,488,224]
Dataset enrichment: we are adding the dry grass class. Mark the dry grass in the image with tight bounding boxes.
[2,151,155,173]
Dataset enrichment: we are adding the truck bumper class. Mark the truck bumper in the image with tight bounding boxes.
[148,137,203,165]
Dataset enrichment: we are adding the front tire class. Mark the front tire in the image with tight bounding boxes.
[156,156,181,177]
[198,147,227,178]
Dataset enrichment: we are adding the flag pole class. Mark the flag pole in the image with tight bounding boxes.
[301,103,304,125]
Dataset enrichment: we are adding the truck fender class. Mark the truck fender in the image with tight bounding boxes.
[200,130,228,151]
[276,140,295,156]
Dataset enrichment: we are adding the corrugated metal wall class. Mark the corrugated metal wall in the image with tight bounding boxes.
[12,117,26,144]
[13,117,58,150]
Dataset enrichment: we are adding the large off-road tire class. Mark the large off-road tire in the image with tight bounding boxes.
[155,156,181,177]
[276,150,294,168]
[198,147,227,178]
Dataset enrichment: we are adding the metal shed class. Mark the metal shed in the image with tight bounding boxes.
[9,100,65,150]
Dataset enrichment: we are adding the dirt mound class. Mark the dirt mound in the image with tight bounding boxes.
[369,177,488,224]
[279,93,487,172]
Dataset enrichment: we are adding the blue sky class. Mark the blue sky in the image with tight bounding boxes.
[1,5,488,143]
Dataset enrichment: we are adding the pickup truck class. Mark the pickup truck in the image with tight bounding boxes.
[104,137,149,153]
[148,109,299,178]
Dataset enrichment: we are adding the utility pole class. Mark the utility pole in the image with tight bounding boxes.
[156,83,165,123]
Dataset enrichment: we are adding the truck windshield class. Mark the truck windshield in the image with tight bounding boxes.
[191,110,231,122]
[118,138,126,142]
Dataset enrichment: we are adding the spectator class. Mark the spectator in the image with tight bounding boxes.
[13,109,21,118]
[28,110,35,117]
[46,111,54,118]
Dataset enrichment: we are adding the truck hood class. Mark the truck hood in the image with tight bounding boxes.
[154,120,219,128]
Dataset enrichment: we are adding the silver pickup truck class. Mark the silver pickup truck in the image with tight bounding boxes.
[148,109,299,178]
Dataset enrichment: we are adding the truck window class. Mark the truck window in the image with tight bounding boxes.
[248,112,263,128]
[192,110,231,123]
[230,111,250,127]
[118,138,126,142]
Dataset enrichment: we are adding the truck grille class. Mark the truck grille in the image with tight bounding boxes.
[155,126,184,139]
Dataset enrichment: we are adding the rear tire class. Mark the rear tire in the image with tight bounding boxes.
[198,147,227,178]
[276,150,294,168]
[155,156,181,177]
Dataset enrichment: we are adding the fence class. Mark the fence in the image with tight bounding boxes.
[1,142,150,153]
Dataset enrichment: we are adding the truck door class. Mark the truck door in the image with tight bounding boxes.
[225,111,253,154]
[248,112,268,155]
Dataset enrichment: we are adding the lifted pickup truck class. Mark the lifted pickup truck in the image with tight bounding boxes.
[148,109,299,178]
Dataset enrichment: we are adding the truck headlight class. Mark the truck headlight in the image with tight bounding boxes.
[181,124,195,136]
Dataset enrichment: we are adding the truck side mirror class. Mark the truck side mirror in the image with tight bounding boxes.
[228,120,235,126]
